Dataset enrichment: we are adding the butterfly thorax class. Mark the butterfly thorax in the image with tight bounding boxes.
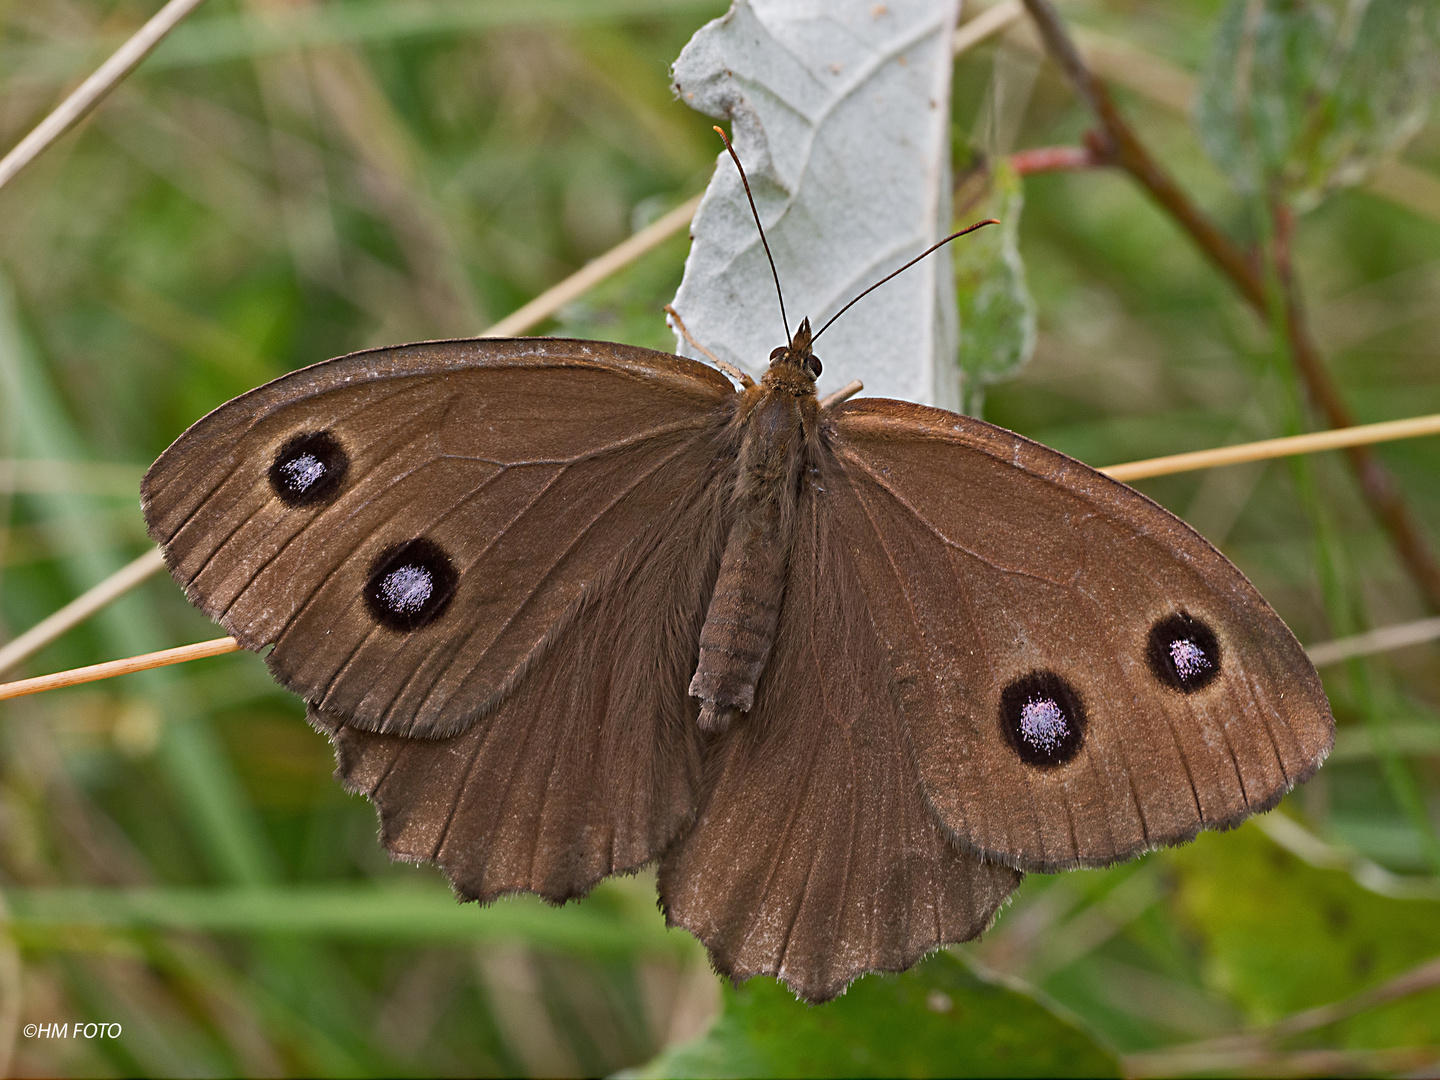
[688,325,820,733]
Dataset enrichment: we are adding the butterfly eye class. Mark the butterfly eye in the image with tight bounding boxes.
[1147,612,1221,692]
[365,538,458,631]
[769,347,788,364]
[999,671,1086,768]
[803,354,822,378]
[269,431,348,507]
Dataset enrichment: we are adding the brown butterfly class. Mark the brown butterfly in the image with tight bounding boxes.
[141,163,1333,1005]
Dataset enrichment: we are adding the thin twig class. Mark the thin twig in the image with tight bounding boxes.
[953,0,1025,56]
[0,0,210,193]
[480,194,701,337]
[1019,0,1440,613]
[1003,17,1440,225]
[0,548,166,677]
[1133,948,1440,1065]
[1124,1043,1439,1079]
[1009,145,1098,175]
[1019,0,1265,307]
[1269,954,1440,1040]
[0,889,17,1080]
[1099,411,1440,482]
[7,413,1440,700]
[0,636,238,702]
[1307,615,1440,668]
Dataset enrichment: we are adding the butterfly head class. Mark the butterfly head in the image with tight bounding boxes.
[767,317,822,382]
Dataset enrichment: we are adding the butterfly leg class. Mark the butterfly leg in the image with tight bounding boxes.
[665,304,754,389]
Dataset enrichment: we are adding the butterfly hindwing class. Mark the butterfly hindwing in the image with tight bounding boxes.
[309,446,733,902]
[658,467,1022,1003]
[825,399,1333,871]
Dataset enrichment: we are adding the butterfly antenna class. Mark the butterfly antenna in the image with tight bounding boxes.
[811,218,1000,343]
[713,126,790,341]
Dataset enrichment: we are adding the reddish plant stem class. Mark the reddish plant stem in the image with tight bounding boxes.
[1009,144,1098,175]
[1021,0,1268,306]
[1021,0,1440,612]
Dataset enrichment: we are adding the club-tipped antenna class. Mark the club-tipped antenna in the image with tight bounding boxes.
[713,125,790,341]
[811,218,1000,343]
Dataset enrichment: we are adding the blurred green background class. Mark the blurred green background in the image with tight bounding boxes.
[1,0,1439,1075]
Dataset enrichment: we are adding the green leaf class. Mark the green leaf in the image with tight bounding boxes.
[954,159,1036,417]
[1195,0,1440,210]
[1195,0,1334,200]
[1316,0,1440,193]
[630,951,1118,1078]
[1170,823,1440,1043]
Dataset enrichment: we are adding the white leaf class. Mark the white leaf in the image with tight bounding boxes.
[668,0,964,407]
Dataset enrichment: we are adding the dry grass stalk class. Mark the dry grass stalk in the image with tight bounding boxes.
[0,0,210,191]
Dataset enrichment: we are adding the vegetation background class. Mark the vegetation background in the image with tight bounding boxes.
[1,0,1439,1075]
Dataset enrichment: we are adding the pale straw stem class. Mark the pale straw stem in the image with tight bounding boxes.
[0,547,166,677]
[480,195,701,337]
[1099,412,1440,482]
[1306,616,1440,668]
[953,0,1025,55]
[0,635,238,702]
[0,196,704,682]
[818,380,864,410]
[0,0,210,192]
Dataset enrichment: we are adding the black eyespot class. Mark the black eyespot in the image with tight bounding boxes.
[803,353,822,378]
[364,539,458,632]
[999,671,1086,769]
[1147,612,1221,693]
[270,431,348,508]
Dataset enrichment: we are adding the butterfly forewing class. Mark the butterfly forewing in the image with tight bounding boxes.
[658,469,1022,1003]
[825,400,1333,871]
[142,338,737,737]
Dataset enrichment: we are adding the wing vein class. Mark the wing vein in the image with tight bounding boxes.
[215,392,467,627]
[406,435,702,725]
[838,447,1073,587]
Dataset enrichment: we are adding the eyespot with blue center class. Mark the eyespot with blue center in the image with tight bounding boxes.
[999,671,1086,768]
[365,538,458,632]
[1147,612,1221,693]
[269,431,348,508]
